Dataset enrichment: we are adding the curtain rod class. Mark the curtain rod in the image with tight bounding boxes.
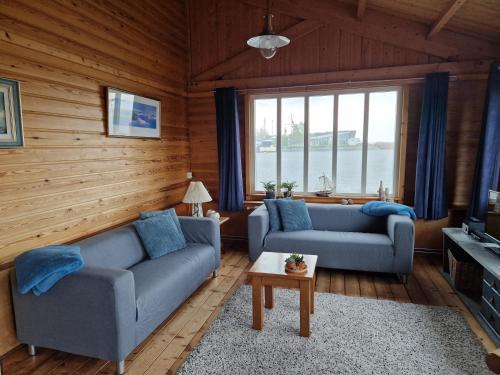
[206,74,467,94]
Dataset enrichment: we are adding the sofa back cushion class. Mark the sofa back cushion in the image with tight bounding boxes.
[76,224,146,269]
[307,203,386,233]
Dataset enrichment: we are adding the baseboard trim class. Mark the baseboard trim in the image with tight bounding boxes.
[414,248,443,254]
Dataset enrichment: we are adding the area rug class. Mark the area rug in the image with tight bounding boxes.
[178,285,491,375]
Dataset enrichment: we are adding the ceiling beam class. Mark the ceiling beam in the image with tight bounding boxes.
[243,0,499,60]
[193,20,323,82]
[189,60,491,94]
[428,0,467,40]
[357,0,367,20]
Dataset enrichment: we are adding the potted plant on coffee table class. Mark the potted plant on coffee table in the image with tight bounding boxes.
[280,180,297,198]
[261,181,276,199]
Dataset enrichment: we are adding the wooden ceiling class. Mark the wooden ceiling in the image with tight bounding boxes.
[341,0,500,42]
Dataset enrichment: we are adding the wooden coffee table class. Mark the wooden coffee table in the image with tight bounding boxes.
[248,252,318,337]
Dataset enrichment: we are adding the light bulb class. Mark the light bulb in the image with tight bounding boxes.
[260,47,277,59]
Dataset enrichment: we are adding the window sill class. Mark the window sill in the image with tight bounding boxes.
[246,193,402,204]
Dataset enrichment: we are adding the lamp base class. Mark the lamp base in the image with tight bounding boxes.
[192,203,204,217]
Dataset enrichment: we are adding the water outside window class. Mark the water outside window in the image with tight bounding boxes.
[308,95,334,192]
[366,91,398,195]
[254,98,277,190]
[337,93,365,194]
[281,97,305,191]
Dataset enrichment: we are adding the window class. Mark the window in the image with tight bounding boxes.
[250,87,402,196]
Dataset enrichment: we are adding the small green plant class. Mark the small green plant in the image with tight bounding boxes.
[261,181,276,192]
[285,253,304,264]
[279,180,298,192]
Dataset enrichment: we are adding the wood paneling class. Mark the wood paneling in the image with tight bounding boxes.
[0,0,188,356]
[187,0,487,249]
[341,0,500,42]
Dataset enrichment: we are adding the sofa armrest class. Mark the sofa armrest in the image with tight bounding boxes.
[178,216,221,268]
[248,204,269,261]
[10,266,136,362]
[387,215,415,274]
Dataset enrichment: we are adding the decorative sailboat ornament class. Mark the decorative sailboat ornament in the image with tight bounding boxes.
[315,173,334,197]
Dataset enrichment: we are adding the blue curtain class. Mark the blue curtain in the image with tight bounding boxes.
[214,87,244,211]
[469,62,500,220]
[414,72,449,220]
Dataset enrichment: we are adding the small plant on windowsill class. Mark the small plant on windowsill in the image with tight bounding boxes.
[279,180,297,198]
[261,181,276,199]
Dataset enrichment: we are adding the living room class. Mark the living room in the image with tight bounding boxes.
[0,0,499,374]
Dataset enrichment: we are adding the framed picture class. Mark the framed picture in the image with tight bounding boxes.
[106,87,161,139]
[0,78,24,148]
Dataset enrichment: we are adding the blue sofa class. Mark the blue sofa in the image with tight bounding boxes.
[10,216,220,375]
[248,203,414,278]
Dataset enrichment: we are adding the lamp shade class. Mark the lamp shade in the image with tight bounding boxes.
[182,181,212,204]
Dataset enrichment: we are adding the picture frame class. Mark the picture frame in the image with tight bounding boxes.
[106,87,161,139]
[0,77,24,148]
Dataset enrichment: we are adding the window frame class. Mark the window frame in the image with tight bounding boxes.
[247,86,405,199]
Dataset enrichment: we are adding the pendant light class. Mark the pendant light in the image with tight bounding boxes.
[246,0,290,59]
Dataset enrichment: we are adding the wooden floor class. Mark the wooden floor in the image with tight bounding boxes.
[2,243,495,375]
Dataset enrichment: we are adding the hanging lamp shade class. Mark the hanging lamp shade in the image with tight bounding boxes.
[247,14,290,59]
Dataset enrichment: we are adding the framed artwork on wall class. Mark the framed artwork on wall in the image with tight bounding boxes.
[0,77,24,148]
[106,87,161,139]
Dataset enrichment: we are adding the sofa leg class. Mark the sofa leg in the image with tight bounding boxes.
[397,274,408,284]
[212,270,217,278]
[116,360,125,375]
[27,344,36,356]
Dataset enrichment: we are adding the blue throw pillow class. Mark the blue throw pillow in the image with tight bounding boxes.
[140,208,183,234]
[264,197,292,231]
[264,199,282,232]
[134,215,186,259]
[276,199,313,232]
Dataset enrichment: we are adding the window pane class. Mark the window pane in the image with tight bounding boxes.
[281,97,305,191]
[337,93,364,194]
[308,95,334,193]
[254,98,277,191]
[366,91,398,196]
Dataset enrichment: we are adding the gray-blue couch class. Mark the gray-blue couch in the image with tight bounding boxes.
[248,203,414,279]
[10,216,220,375]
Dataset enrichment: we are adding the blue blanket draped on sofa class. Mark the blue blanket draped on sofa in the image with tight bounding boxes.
[360,201,416,220]
[15,245,84,296]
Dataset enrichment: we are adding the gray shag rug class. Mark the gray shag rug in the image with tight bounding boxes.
[178,285,492,375]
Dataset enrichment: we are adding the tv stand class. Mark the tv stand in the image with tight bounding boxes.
[442,228,500,346]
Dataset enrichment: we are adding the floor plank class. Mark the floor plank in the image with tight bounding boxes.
[373,274,395,301]
[358,273,377,299]
[315,269,330,293]
[4,249,495,375]
[412,256,447,306]
[344,272,361,297]
[330,270,345,294]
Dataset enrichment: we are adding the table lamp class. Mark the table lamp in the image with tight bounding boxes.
[182,181,212,217]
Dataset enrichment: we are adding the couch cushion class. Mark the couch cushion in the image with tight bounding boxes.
[277,199,313,232]
[130,243,215,343]
[307,204,386,233]
[133,214,186,259]
[76,224,146,269]
[139,208,184,234]
[264,230,394,272]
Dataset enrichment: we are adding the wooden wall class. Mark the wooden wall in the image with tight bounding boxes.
[187,0,489,245]
[0,0,189,356]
